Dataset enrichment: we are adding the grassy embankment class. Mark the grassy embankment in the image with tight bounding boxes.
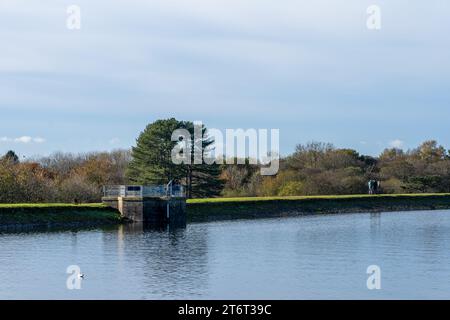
[1,194,450,227]
[186,193,450,222]
[0,203,121,228]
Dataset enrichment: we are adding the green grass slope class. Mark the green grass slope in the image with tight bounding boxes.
[187,194,450,222]
[0,203,121,227]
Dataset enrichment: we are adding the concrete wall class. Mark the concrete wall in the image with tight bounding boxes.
[120,197,144,222]
[143,197,166,225]
[167,198,187,227]
[102,196,186,228]
[102,197,119,210]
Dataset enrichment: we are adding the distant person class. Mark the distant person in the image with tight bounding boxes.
[368,180,375,195]
[373,180,378,194]
[368,180,381,195]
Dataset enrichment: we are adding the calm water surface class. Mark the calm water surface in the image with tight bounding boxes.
[1,210,450,299]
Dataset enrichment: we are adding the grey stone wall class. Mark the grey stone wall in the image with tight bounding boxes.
[167,198,187,227]
[102,196,186,227]
[102,197,119,210]
[119,197,144,222]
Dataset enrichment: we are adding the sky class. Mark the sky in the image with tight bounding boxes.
[1,0,449,158]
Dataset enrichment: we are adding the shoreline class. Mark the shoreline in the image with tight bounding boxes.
[1,194,450,230]
[186,194,450,222]
[0,204,123,231]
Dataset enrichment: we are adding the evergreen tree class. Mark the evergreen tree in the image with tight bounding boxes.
[180,121,223,198]
[127,118,183,185]
[2,150,19,164]
[127,118,223,198]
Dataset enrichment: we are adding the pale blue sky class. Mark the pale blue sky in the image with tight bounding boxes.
[1,0,449,158]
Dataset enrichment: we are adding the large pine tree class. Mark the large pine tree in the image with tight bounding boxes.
[180,121,223,198]
[127,118,223,198]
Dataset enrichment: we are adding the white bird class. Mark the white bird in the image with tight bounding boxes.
[78,273,85,279]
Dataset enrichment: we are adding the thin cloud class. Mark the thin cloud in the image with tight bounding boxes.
[389,139,404,149]
[0,136,46,144]
[14,136,32,143]
[32,137,46,143]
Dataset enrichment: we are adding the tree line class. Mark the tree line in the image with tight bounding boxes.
[1,118,450,203]
[225,140,450,197]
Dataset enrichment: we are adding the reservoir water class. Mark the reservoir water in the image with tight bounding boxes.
[1,210,450,299]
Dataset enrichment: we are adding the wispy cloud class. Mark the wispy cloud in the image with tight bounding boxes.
[0,136,46,144]
[389,139,404,149]
[0,1,449,156]
[32,137,46,143]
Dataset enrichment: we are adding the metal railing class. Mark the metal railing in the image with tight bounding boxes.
[103,185,185,198]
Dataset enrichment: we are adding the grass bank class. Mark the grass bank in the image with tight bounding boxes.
[2,194,450,228]
[186,193,450,222]
[0,203,122,230]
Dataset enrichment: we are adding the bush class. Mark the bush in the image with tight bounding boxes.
[278,181,304,196]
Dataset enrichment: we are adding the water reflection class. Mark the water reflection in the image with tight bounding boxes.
[369,212,381,236]
[101,222,209,299]
[1,210,450,299]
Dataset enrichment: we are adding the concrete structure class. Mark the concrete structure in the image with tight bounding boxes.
[102,185,186,227]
